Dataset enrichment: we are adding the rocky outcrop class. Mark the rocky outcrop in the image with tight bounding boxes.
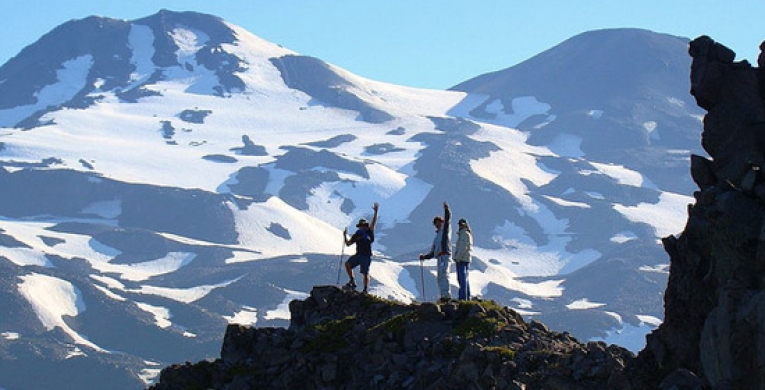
[150,286,633,389]
[632,37,765,389]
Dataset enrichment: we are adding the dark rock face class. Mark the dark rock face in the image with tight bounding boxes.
[150,286,634,390]
[230,135,268,156]
[632,37,765,390]
[270,55,395,123]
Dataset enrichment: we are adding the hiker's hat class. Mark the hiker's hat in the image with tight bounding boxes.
[356,218,369,227]
[458,218,468,225]
[432,216,444,225]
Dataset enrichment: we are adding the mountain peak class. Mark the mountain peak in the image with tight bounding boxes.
[0,9,248,127]
[452,28,692,110]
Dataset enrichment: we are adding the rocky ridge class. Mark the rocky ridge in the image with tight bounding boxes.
[151,285,633,390]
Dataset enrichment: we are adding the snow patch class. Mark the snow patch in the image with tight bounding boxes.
[18,273,106,352]
[1,332,19,340]
[132,275,242,303]
[591,314,662,353]
[135,302,172,328]
[139,361,163,386]
[637,314,663,327]
[667,97,685,107]
[566,298,606,310]
[589,161,650,188]
[613,192,692,238]
[477,199,601,277]
[93,284,127,301]
[543,195,591,209]
[482,96,552,127]
[126,24,156,88]
[264,289,309,320]
[0,55,93,126]
[108,252,197,282]
[611,231,638,243]
[65,345,87,359]
[639,264,670,274]
[232,197,345,260]
[224,306,259,326]
[171,27,209,63]
[367,257,416,303]
[470,123,556,211]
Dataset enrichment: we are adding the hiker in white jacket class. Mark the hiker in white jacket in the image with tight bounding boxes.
[454,218,472,300]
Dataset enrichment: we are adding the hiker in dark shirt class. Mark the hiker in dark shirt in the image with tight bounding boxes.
[343,202,379,294]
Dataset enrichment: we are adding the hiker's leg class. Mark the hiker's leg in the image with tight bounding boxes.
[345,260,353,279]
[456,262,467,300]
[360,256,371,292]
[465,262,470,299]
[345,255,360,286]
[437,255,451,299]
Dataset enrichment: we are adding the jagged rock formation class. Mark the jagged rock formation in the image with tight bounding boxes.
[150,286,633,389]
[631,37,765,389]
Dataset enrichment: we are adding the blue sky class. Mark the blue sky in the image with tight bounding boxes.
[2,1,763,89]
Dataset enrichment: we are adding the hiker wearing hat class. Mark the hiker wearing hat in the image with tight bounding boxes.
[343,202,379,293]
[454,218,473,300]
[419,202,452,301]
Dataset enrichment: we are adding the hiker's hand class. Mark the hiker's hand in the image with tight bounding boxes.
[343,228,348,235]
[419,254,424,260]
[443,202,449,209]
[373,202,379,211]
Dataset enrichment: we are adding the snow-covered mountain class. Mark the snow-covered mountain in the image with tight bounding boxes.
[0,10,703,389]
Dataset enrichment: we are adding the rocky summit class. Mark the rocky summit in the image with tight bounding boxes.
[151,285,633,390]
[150,36,765,390]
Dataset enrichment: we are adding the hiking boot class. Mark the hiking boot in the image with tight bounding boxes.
[343,280,357,291]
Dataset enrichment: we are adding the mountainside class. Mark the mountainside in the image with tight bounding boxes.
[452,28,700,193]
[0,11,703,389]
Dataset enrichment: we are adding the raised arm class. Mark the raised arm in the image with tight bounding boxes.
[443,202,451,224]
[370,202,379,231]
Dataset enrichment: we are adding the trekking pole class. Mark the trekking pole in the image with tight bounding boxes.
[420,258,426,301]
[336,235,346,285]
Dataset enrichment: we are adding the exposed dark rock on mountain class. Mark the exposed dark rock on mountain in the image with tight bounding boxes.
[150,286,634,390]
[230,135,268,156]
[631,37,765,390]
[0,168,239,244]
[270,55,395,123]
